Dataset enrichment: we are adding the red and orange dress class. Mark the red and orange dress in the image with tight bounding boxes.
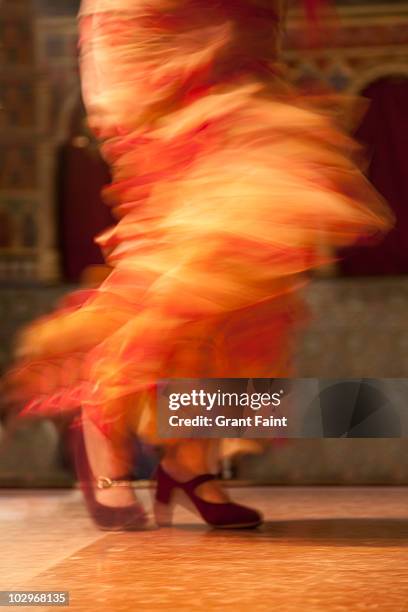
[8,0,392,441]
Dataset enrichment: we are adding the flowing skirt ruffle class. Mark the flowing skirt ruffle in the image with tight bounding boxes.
[6,2,392,439]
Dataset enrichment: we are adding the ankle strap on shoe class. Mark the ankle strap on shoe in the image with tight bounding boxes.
[96,476,134,489]
[185,473,217,490]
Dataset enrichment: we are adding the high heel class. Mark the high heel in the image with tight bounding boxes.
[70,422,150,531]
[154,464,263,529]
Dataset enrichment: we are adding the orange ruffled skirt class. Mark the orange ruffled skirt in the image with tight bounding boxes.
[7,0,392,441]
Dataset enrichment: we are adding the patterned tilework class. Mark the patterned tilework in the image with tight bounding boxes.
[0,12,34,66]
[0,80,36,129]
[0,1,42,280]
[0,145,38,190]
[283,3,408,96]
[1,3,408,282]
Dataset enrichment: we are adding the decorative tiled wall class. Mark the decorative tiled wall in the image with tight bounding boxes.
[1,2,408,282]
[285,3,408,103]
[0,0,58,282]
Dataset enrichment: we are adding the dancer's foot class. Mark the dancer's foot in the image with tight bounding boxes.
[72,420,150,531]
[155,463,263,529]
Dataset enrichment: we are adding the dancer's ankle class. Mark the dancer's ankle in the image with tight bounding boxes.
[161,458,202,482]
[161,459,229,504]
[94,479,138,508]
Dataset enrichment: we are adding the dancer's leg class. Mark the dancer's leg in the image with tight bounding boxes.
[82,409,138,507]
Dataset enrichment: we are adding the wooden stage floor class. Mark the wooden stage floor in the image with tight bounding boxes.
[1,487,408,611]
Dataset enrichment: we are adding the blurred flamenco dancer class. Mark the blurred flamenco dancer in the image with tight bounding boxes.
[6,0,392,530]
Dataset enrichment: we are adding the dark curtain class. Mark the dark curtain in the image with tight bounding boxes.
[339,77,408,275]
[57,142,113,283]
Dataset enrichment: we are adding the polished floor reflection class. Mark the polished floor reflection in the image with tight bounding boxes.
[1,487,408,611]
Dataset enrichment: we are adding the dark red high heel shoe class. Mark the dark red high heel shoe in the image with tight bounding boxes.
[154,464,263,529]
[70,422,150,531]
